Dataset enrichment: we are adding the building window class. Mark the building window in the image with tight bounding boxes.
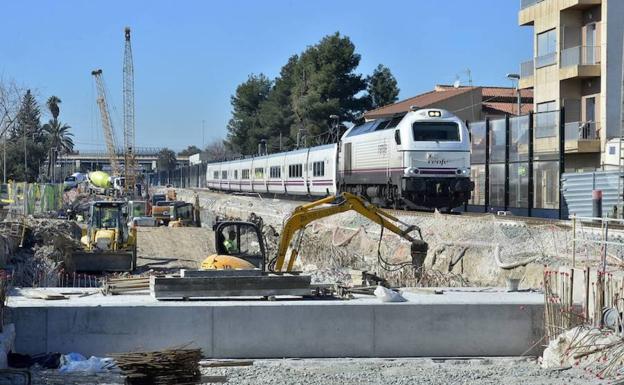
[254,167,264,178]
[242,169,250,180]
[288,164,303,178]
[535,101,558,139]
[270,166,281,178]
[536,29,557,68]
[221,170,227,179]
[213,171,219,180]
[312,161,325,177]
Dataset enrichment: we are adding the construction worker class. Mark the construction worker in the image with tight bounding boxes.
[223,230,238,254]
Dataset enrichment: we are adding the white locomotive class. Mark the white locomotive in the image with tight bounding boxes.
[206,108,473,210]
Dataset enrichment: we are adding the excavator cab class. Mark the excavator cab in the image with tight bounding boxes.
[201,221,266,270]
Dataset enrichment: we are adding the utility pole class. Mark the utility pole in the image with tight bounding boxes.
[202,120,205,149]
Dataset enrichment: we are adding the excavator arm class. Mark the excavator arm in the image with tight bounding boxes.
[273,192,428,272]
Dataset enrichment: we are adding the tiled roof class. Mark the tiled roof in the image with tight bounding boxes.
[483,102,533,115]
[364,84,534,119]
[364,87,476,119]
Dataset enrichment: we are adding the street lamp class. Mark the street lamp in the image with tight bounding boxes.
[506,73,521,116]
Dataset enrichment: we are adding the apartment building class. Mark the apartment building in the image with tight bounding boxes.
[518,0,624,171]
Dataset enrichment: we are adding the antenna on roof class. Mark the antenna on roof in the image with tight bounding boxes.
[409,105,420,111]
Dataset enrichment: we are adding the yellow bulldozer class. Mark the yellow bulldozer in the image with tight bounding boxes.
[201,192,428,273]
[67,201,138,272]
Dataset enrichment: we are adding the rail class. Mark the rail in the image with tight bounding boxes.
[560,45,600,67]
[564,121,600,141]
[520,0,544,9]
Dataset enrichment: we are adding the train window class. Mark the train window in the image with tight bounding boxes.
[288,164,302,178]
[394,130,402,145]
[312,161,325,177]
[374,120,390,131]
[254,168,264,178]
[234,170,238,179]
[242,169,250,179]
[221,170,227,179]
[412,122,459,142]
[386,116,403,129]
[270,166,281,178]
[213,171,219,180]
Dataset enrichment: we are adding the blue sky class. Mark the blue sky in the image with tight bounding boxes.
[0,0,533,152]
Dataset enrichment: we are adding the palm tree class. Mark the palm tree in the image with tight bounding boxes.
[42,119,74,182]
[46,96,61,121]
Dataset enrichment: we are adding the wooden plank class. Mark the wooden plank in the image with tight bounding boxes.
[200,360,254,367]
[150,275,311,299]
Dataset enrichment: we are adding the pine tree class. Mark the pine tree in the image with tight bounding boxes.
[11,90,42,140]
[225,74,272,154]
[367,64,400,109]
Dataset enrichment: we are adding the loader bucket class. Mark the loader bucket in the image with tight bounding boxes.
[66,249,137,273]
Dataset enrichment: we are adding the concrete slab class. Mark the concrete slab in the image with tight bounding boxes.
[7,287,545,358]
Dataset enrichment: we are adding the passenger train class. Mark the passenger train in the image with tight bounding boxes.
[206,108,473,210]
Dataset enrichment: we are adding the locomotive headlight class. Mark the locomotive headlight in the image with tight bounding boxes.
[404,167,419,175]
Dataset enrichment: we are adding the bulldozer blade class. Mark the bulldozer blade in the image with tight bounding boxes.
[67,250,136,273]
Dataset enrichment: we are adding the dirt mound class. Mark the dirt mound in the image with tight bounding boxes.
[136,227,215,271]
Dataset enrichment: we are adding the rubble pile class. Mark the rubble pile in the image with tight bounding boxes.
[542,326,624,380]
[4,217,83,287]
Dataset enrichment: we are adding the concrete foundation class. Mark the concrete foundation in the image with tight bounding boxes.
[8,288,544,358]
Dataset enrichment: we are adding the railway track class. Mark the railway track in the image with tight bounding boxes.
[186,187,624,231]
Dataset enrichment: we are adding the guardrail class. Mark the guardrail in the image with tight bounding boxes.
[564,121,600,140]
[561,45,600,67]
[520,60,534,77]
[520,0,544,10]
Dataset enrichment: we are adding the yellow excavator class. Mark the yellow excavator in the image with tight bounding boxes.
[68,201,138,272]
[201,192,428,273]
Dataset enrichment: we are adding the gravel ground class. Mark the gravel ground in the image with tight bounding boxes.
[201,357,605,385]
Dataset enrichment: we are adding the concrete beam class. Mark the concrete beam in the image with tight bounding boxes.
[8,288,545,358]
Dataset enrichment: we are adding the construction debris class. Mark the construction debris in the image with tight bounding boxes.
[111,348,202,385]
[103,276,150,295]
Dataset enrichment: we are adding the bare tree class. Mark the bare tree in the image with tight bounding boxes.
[0,78,25,182]
[204,139,232,162]
[0,78,23,136]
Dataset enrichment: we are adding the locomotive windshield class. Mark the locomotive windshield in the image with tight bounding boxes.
[412,122,460,142]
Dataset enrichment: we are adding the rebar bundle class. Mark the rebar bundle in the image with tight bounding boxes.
[111,348,202,385]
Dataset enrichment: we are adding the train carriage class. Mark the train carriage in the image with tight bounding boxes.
[205,108,472,210]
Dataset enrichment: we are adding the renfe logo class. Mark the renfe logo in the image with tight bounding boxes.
[426,153,448,166]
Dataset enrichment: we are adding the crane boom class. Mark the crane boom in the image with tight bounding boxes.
[123,27,137,195]
[91,69,120,175]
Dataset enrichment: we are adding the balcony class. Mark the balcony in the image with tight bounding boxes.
[560,46,601,80]
[520,0,601,26]
[520,0,543,10]
[564,121,601,153]
[535,52,557,69]
[519,59,534,88]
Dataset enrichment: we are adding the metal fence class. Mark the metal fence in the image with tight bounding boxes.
[465,109,566,218]
[562,171,621,218]
[148,163,207,189]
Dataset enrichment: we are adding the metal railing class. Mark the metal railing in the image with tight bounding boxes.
[564,121,600,141]
[534,110,559,138]
[520,60,534,77]
[535,52,557,68]
[520,0,544,9]
[561,45,601,67]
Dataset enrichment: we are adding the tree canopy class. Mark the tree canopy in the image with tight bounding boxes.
[156,148,177,172]
[178,145,202,157]
[367,64,400,109]
[224,33,399,155]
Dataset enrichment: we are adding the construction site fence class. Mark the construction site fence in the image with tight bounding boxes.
[1,182,65,216]
[148,163,207,189]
